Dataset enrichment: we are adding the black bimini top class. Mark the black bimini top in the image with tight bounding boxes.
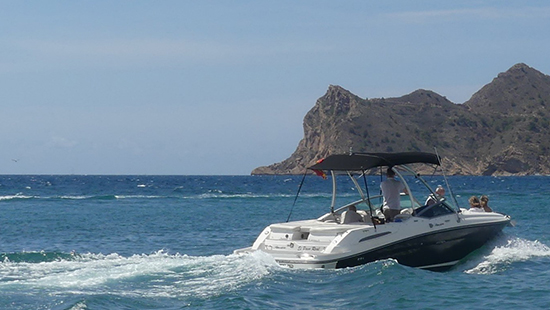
[308,152,440,171]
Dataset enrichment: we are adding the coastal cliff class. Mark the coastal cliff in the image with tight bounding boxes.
[252,63,550,176]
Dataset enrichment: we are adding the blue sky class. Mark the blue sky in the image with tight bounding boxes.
[1,1,549,175]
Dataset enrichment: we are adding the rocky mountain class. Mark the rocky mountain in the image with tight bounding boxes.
[252,63,550,176]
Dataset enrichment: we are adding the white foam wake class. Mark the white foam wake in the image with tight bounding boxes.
[465,237,550,274]
[0,250,279,299]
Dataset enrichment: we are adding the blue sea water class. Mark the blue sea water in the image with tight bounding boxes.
[0,174,549,310]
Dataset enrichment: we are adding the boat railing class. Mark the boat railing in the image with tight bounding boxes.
[335,197,376,213]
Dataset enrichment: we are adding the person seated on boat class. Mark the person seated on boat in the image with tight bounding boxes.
[380,167,408,222]
[425,185,445,206]
[480,195,493,212]
[468,196,484,212]
[340,205,363,224]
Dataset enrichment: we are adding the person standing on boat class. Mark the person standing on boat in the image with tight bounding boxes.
[381,167,408,222]
[425,185,445,205]
[480,195,492,212]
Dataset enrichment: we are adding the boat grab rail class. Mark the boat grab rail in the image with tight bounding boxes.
[329,195,384,215]
[317,193,421,221]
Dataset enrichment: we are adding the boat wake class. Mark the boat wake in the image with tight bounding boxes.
[0,250,279,299]
[463,236,550,274]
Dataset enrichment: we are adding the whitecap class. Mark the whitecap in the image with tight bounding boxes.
[59,195,91,200]
[465,237,550,274]
[67,301,88,310]
[114,195,164,199]
[0,193,34,201]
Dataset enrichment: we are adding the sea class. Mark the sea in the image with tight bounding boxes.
[1,174,549,310]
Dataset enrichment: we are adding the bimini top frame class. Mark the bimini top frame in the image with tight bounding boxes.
[309,152,440,172]
[307,152,444,219]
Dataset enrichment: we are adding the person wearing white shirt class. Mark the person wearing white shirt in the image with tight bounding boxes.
[425,185,445,205]
[380,167,408,222]
[468,196,484,212]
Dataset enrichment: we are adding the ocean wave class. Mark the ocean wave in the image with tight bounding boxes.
[0,193,36,201]
[113,195,166,200]
[195,192,293,199]
[1,251,78,263]
[0,194,171,201]
[190,192,349,200]
[464,236,550,274]
[0,192,355,202]
[0,193,337,201]
[60,194,165,200]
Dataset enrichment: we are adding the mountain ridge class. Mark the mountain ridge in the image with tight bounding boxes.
[252,63,550,176]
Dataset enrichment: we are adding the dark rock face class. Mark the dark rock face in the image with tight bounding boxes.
[252,63,550,176]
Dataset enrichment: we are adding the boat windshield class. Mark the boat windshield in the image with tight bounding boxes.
[324,164,458,219]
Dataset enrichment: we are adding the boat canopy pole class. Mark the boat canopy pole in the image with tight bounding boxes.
[393,168,415,209]
[347,171,377,229]
[361,171,377,229]
[286,170,308,222]
[434,148,461,211]
[330,170,337,213]
[347,171,370,205]
[378,166,384,206]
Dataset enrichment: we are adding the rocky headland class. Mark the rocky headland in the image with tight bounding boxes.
[252,63,550,176]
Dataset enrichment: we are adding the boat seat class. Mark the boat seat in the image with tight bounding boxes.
[340,210,363,224]
[270,223,301,232]
[400,208,413,215]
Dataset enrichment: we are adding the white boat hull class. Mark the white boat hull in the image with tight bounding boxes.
[236,210,510,271]
[236,152,512,271]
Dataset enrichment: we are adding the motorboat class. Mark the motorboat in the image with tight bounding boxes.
[235,152,512,271]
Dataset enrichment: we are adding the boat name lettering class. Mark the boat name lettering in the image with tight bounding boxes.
[435,223,444,227]
[299,246,325,252]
